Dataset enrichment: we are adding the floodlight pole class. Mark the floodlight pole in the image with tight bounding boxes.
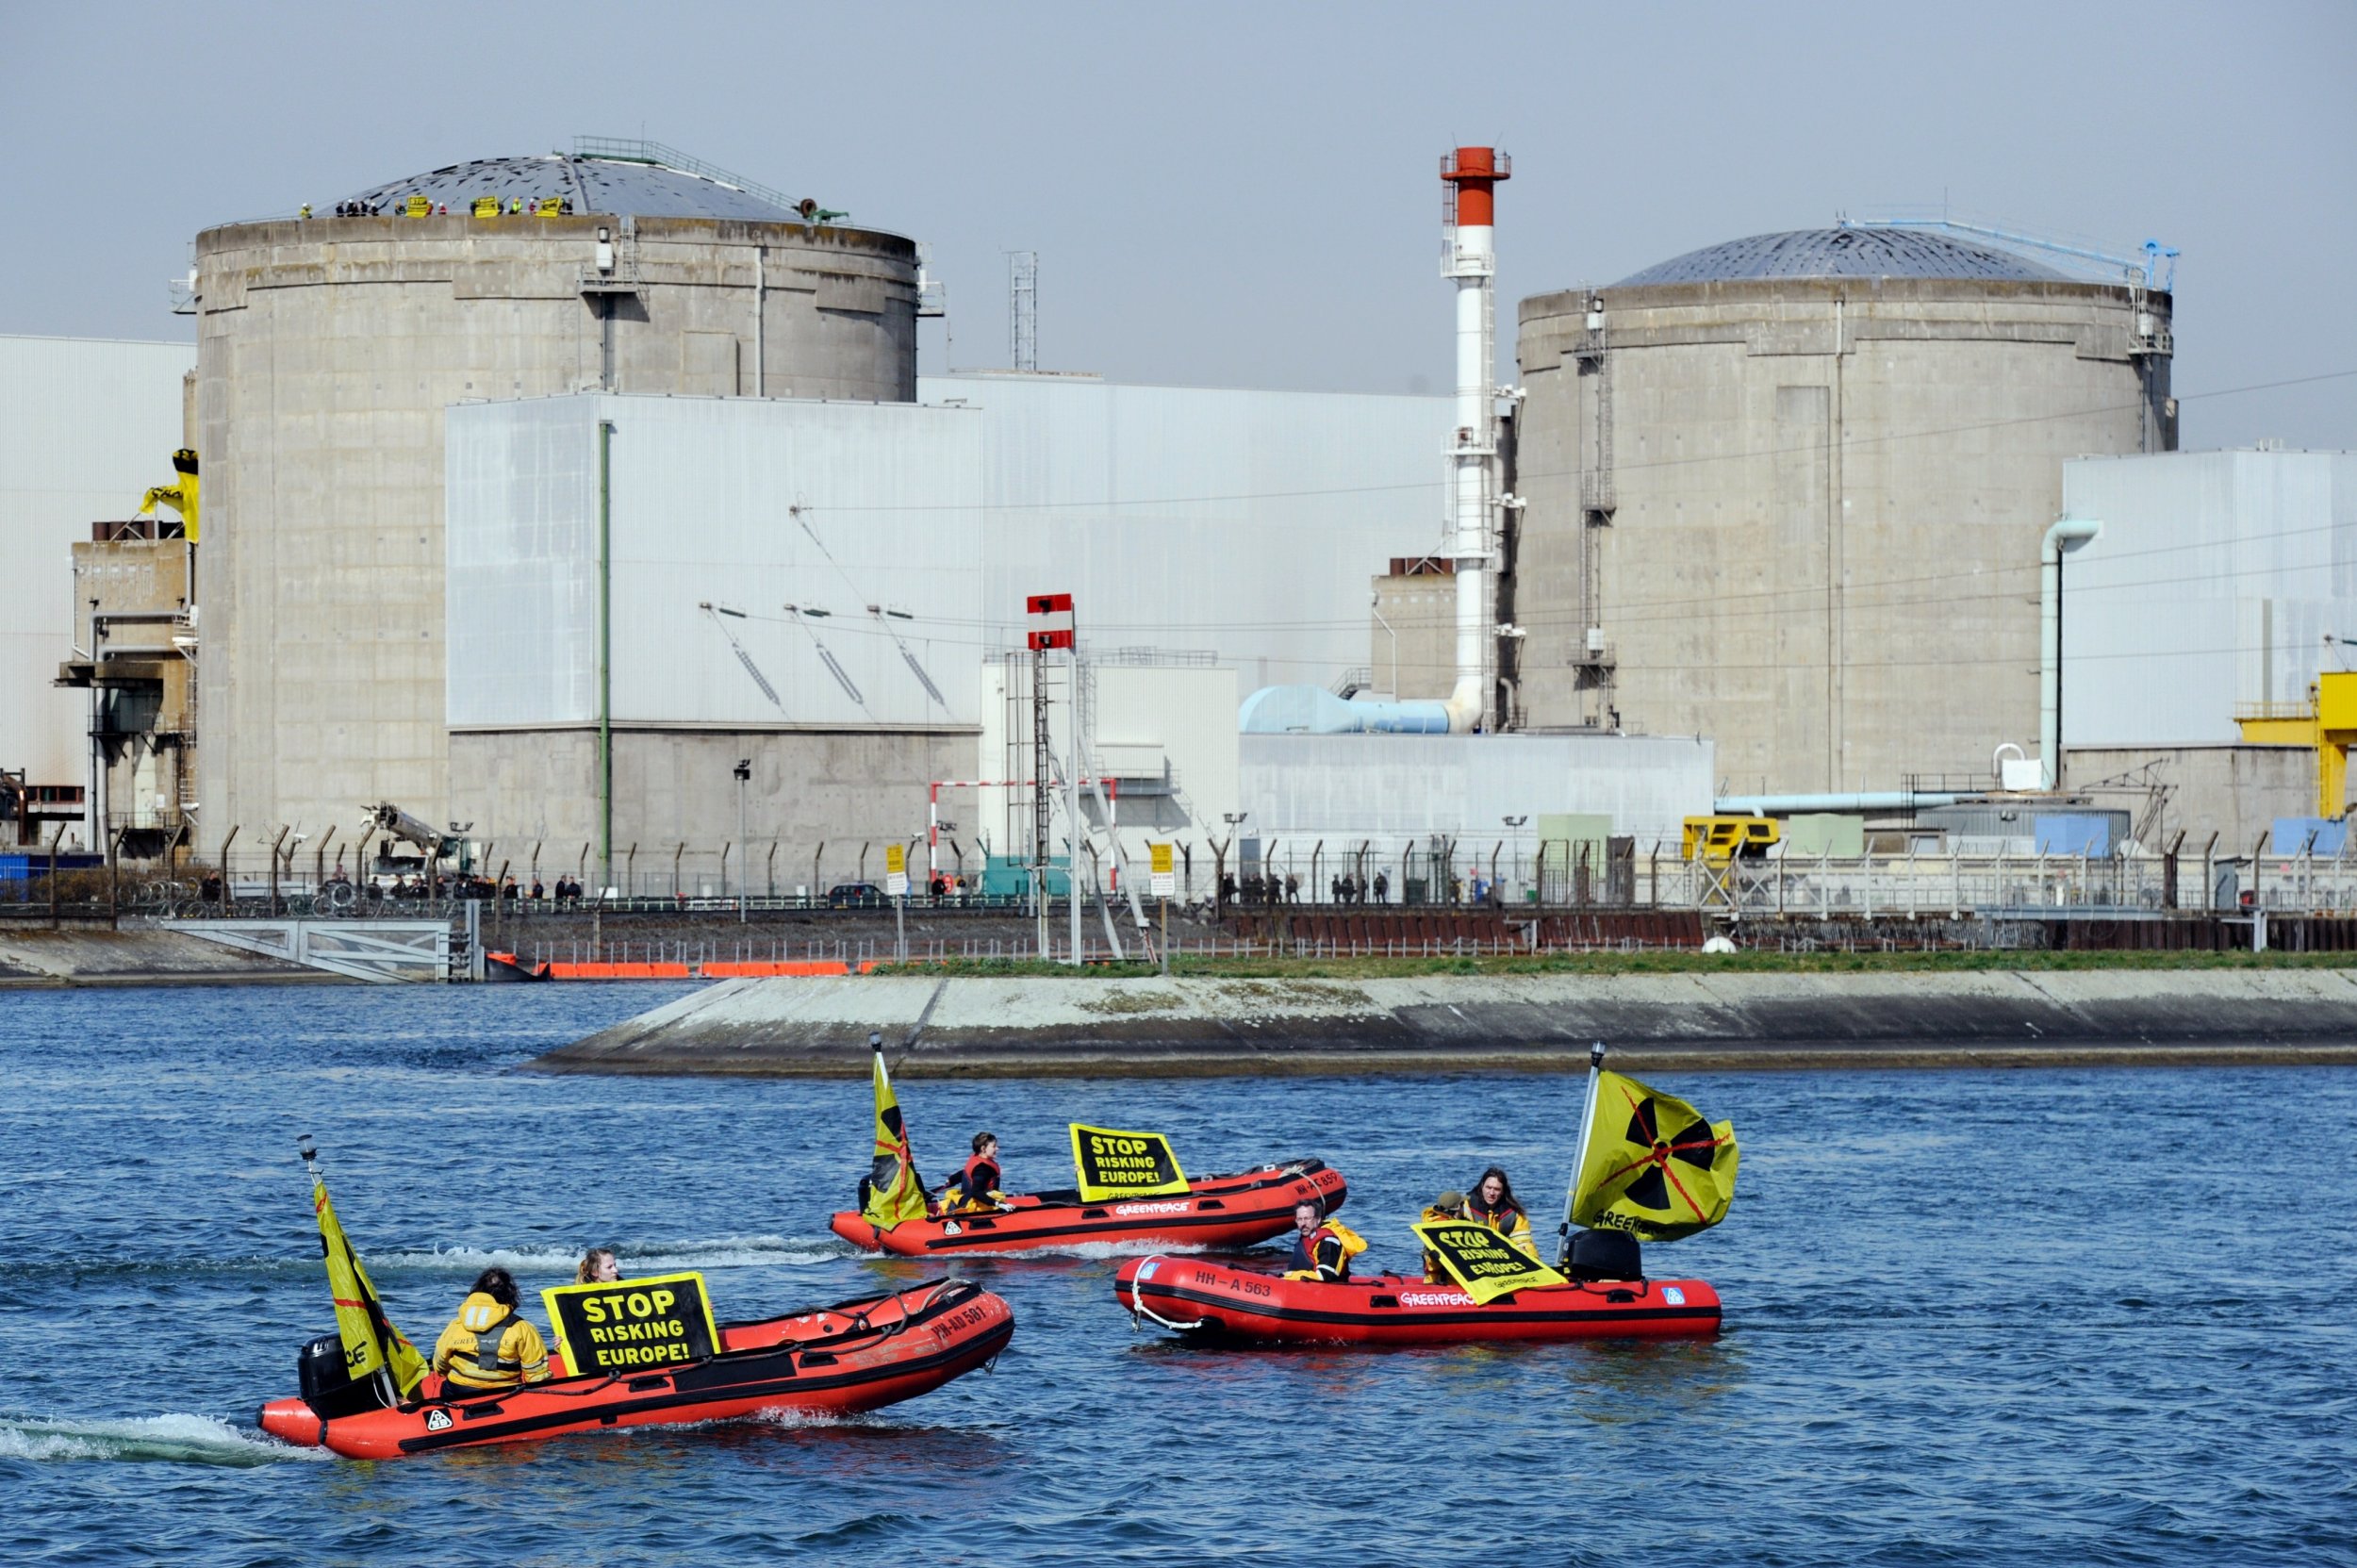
[1558,1040,1607,1268]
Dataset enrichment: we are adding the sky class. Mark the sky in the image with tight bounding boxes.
[3,0,2351,448]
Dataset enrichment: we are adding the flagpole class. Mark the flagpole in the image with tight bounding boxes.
[1558,1041,1606,1269]
[300,1134,400,1406]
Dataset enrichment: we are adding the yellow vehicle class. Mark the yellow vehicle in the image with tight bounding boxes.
[1682,816,1780,863]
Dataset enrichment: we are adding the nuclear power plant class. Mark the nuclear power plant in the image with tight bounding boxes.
[12,131,2348,896]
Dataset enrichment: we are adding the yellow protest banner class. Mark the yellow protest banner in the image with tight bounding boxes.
[1069,1123,1188,1200]
[1409,1220,1569,1305]
[471,196,501,219]
[541,1271,722,1377]
[404,194,429,218]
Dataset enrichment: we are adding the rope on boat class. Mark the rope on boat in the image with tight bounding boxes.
[1128,1254,1206,1332]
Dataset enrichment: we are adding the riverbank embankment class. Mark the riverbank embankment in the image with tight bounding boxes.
[0,926,323,986]
[534,968,2357,1076]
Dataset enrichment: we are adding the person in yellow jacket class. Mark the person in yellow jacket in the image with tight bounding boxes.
[1466,1166,1538,1261]
[1282,1199,1368,1282]
[432,1267,550,1395]
[1419,1189,1469,1282]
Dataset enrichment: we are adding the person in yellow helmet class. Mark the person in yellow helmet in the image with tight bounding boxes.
[1418,1189,1469,1282]
[432,1266,550,1396]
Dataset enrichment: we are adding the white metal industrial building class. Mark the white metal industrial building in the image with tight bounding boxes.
[2061,447,2357,747]
[443,376,1453,855]
[0,334,195,843]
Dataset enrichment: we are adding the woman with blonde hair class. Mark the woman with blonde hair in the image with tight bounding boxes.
[576,1246,620,1284]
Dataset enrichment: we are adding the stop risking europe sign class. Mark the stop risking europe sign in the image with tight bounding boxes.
[542,1271,722,1375]
[1068,1123,1189,1201]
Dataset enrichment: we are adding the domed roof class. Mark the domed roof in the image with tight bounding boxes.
[342,154,809,223]
[1617,227,2067,287]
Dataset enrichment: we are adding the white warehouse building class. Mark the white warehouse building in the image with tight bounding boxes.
[444,375,1457,872]
[2055,446,2355,840]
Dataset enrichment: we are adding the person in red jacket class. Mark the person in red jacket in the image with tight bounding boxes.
[941,1131,1003,1213]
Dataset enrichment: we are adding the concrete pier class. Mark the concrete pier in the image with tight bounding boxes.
[534,968,2357,1076]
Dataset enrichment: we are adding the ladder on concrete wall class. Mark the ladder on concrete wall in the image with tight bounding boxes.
[162,919,453,982]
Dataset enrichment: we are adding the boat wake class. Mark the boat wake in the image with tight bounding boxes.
[0,1412,325,1467]
[376,1234,849,1274]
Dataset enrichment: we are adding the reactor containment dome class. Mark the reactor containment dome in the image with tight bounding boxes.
[1512,224,2173,796]
[189,146,920,851]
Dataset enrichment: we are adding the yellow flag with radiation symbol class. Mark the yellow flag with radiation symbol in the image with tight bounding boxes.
[862,1050,930,1230]
[311,1172,429,1397]
[1570,1070,1739,1242]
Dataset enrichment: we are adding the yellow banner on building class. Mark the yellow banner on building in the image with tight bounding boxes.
[542,1272,721,1377]
[1069,1124,1188,1200]
[1409,1220,1569,1305]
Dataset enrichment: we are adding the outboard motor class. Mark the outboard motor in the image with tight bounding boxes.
[298,1333,394,1421]
[1563,1228,1643,1282]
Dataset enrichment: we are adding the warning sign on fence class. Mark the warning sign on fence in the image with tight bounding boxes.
[885,844,909,898]
[1149,842,1175,898]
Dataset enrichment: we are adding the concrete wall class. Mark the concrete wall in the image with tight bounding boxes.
[1369,568,1457,701]
[449,727,973,893]
[2064,742,2315,849]
[192,213,917,851]
[0,336,194,833]
[1514,276,2166,794]
[2061,449,2357,746]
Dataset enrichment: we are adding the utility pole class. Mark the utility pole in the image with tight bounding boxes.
[1066,637,1081,967]
[733,758,750,923]
[1025,592,1077,964]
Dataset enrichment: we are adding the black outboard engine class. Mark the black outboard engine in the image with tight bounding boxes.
[1563,1228,1643,1282]
[298,1333,395,1421]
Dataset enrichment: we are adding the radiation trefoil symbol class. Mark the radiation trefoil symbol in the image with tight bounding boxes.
[1608,1095,1730,1218]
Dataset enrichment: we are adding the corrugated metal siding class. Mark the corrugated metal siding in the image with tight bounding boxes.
[0,336,194,788]
[2061,450,2357,746]
[447,395,985,730]
[923,375,1452,687]
[1239,732,1713,853]
[448,380,1456,735]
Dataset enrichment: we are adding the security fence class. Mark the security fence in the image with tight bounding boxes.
[14,835,2357,925]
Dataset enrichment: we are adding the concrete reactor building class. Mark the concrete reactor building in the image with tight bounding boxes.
[190,142,919,853]
[1512,225,2176,797]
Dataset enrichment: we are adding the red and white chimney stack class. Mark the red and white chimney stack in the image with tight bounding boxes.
[1440,147,1509,733]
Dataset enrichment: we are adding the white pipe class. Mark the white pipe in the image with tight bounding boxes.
[1446,220,1493,732]
[2040,518,2103,791]
[752,247,765,397]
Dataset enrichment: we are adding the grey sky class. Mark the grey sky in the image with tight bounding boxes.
[5,0,2350,446]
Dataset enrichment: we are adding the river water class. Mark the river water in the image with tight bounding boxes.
[1,983,2349,1566]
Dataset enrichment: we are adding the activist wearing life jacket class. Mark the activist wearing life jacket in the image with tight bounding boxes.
[1419,1189,1469,1283]
[433,1266,551,1395]
[1467,1166,1537,1261]
[1283,1199,1367,1283]
[943,1132,1003,1214]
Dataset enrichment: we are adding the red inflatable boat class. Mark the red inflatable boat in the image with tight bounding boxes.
[258,1279,1013,1459]
[829,1158,1347,1256]
[1113,1256,1720,1345]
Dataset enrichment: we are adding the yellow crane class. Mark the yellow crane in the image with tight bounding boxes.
[2233,670,2357,819]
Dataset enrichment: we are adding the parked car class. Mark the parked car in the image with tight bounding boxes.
[826,882,884,908]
